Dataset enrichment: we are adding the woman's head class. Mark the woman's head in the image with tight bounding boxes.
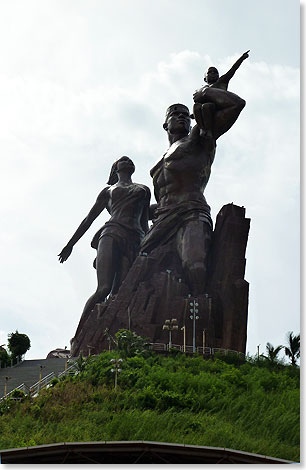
[107,156,135,185]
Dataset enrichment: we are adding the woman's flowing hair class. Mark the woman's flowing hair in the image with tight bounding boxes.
[107,161,119,185]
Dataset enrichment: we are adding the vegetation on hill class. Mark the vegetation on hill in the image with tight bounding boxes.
[0,342,300,462]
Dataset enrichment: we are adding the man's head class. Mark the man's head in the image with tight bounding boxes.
[204,67,219,85]
[163,104,191,136]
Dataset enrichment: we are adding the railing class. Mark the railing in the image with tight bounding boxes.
[0,383,31,402]
[58,363,78,378]
[166,344,181,351]
[30,372,55,396]
[1,362,78,401]
[148,342,245,358]
[149,343,167,351]
[212,348,245,357]
[30,363,78,396]
[197,347,213,355]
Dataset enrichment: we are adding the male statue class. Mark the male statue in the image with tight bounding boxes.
[141,85,246,295]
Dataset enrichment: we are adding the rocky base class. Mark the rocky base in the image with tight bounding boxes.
[70,204,250,356]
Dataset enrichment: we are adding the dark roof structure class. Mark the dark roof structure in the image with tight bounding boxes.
[0,441,296,464]
[46,348,71,359]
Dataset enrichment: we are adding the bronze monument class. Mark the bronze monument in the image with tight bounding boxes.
[60,53,250,356]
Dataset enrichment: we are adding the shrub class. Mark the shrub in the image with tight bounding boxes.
[10,389,26,400]
[49,378,59,387]
[214,351,246,366]
[135,386,159,409]
[115,330,149,357]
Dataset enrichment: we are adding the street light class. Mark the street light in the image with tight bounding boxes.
[181,325,186,353]
[110,358,123,391]
[202,329,207,353]
[4,376,11,398]
[257,344,260,361]
[189,298,199,353]
[163,319,178,349]
[38,365,45,393]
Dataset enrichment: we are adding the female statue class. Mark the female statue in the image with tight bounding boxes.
[58,156,150,319]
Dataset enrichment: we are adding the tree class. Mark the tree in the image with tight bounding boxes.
[115,329,148,357]
[7,331,31,362]
[0,346,10,368]
[262,342,283,364]
[73,353,94,373]
[284,331,300,366]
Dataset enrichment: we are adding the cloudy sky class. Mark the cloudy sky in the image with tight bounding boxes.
[0,0,300,361]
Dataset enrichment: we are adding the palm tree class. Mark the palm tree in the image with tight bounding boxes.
[262,342,283,364]
[284,331,300,366]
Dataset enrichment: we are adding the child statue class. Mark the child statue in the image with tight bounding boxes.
[193,50,250,137]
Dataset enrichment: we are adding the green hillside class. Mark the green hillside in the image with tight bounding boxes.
[0,350,299,462]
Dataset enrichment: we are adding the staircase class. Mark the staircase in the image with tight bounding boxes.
[0,358,72,397]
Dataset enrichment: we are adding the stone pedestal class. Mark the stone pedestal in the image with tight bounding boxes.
[208,204,250,352]
[70,203,250,357]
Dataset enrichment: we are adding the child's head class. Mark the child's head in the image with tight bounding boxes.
[204,67,219,85]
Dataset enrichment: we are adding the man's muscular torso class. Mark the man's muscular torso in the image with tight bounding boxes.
[151,126,216,207]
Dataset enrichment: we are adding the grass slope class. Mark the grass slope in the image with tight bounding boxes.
[0,351,300,462]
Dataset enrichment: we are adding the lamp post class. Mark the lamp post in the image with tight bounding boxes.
[87,345,94,356]
[163,319,178,350]
[189,298,199,353]
[4,376,11,398]
[38,365,45,393]
[181,325,186,353]
[257,344,260,361]
[202,329,207,353]
[110,358,123,391]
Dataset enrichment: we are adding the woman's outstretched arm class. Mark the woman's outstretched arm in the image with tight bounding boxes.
[58,187,109,263]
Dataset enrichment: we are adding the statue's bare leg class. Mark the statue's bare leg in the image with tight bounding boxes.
[200,87,245,139]
[193,103,205,128]
[111,254,131,295]
[80,236,119,321]
[193,102,216,137]
[177,220,212,295]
